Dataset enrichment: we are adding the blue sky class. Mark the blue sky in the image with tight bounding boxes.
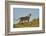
[13,8,39,24]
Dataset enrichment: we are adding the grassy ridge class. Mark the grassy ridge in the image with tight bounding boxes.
[13,18,39,28]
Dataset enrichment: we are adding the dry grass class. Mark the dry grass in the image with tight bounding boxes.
[13,18,39,28]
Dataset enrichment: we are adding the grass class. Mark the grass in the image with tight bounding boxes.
[13,18,39,28]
